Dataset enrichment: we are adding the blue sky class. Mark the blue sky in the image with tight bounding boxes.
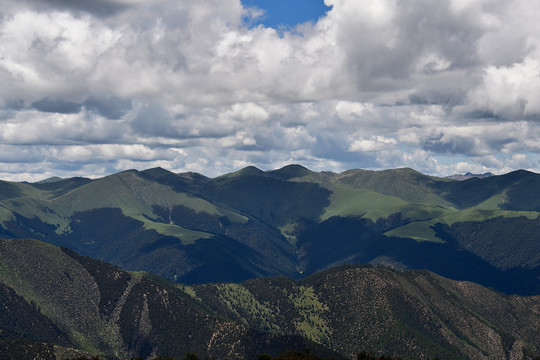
[242,0,332,28]
[1,0,540,181]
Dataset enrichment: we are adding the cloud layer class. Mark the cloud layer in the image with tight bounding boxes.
[1,0,540,181]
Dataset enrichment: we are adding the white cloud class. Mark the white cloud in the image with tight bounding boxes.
[2,0,540,180]
[349,136,397,152]
[0,110,128,145]
[0,11,120,102]
[466,58,540,117]
[228,103,269,122]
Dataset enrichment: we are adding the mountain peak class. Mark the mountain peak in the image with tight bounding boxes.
[177,171,208,181]
[141,167,175,178]
[35,176,63,184]
[267,164,313,180]
[227,166,265,177]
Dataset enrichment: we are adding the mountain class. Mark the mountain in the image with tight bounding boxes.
[0,169,297,284]
[446,172,494,181]
[194,265,540,360]
[34,176,65,184]
[0,238,340,360]
[0,239,539,359]
[0,165,540,294]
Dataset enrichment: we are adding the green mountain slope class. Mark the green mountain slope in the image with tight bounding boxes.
[201,167,332,228]
[439,169,540,210]
[331,168,452,206]
[1,239,539,359]
[0,169,298,284]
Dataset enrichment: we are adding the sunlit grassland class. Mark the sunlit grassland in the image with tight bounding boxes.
[385,208,539,243]
[137,217,212,245]
[320,181,540,243]
[321,187,407,221]
[0,171,249,243]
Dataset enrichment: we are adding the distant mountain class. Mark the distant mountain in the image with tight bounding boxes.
[34,176,64,184]
[446,172,494,181]
[0,165,539,294]
[0,239,539,359]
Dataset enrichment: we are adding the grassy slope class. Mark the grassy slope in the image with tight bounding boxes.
[52,171,216,243]
[0,171,249,245]
[0,180,71,231]
[331,168,452,206]
[384,208,539,243]
[302,168,540,243]
[212,166,540,243]
[321,188,408,221]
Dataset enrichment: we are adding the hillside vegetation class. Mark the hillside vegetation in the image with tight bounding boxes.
[0,239,539,359]
[0,239,339,360]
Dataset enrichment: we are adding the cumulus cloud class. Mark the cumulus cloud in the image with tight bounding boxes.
[1,0,540,181]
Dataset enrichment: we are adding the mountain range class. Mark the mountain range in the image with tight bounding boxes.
[0,164,540,295]
[0,238,539,359]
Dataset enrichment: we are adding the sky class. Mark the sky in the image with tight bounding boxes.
[242,0,331,29]
[2,0,540,181]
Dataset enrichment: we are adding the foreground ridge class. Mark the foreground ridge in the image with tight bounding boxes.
[64,348,409,360]
[0,239,539,359]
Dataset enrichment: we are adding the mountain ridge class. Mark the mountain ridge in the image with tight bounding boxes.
[0,165,539,295]
[446,171,495,181]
